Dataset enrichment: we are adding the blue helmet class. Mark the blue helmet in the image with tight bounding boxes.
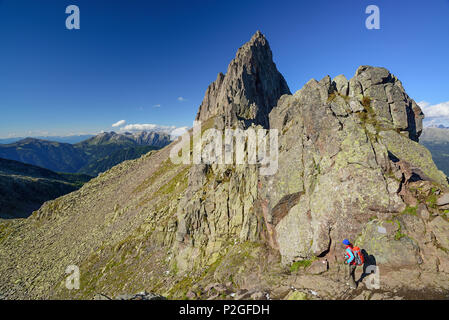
[342,239,351,245]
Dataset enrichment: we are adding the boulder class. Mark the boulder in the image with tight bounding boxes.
[417,203,430,221]
[397,213,426,240]
[349,65,424,141]
[356,220,421,267]
[379,130,447,186]
[437,193,449,206]
[307,259,328,275]
[333,74,349,96]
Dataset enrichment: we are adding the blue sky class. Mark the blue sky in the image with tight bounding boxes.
[0,0,448,138]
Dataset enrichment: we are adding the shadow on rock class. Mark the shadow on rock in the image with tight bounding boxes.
[357,249,377,285]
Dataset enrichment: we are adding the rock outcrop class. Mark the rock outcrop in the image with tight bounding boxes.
[348,66,424,141]
[195,31,291,129]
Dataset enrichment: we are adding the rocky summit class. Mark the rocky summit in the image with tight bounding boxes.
[1,31,448,300]
[195,30,291,129]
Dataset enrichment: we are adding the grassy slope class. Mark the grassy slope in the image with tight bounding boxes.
[0,158,92,219]
[420,142,449,177]
[0,140,191,298]
[77,146,159,176]
[420,128,449,177]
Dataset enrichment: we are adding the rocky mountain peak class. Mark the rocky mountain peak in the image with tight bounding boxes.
[195,31,291,128]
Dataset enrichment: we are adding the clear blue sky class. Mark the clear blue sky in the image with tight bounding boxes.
[1,0,448,138]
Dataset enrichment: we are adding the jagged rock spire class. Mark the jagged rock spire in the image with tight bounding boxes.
[195,31,291,129]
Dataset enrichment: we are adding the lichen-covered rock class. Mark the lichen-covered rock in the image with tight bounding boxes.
[307,259,328,275]
[333,74,349,96]
[437,193,449,206]
[349,66,424,141]
[429,216,449,250]
[379,130,447,186]
[285,290,308,300]
[356,220,421,266]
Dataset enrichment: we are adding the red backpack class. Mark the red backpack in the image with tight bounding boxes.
[352,246,364,265]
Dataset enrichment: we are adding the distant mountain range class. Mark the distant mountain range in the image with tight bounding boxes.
[0,131,170,176]
[421,127,449,143]
[0,134,95,145]
[0,158,92,219]
[425,124,449,129]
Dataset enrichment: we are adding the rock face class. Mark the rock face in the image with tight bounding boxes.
[173,49,446,282]
[259,66,446,265]
[195,31,291,129]
[348,66,424,141]
[0,32,448,300]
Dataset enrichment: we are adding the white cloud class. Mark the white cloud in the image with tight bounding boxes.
[112,120,126,127]
[170,126,189,140]
[417,101,430,109]
[119,123,191,140]
[418,100,449,127]
[120,123,176,134]
[177,96,187,102]
[153,104,161,108]
[419,101,449,118]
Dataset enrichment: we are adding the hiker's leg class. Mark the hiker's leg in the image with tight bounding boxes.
[349,265,357,288]
[346,263,351,280]
[359,263,368,282]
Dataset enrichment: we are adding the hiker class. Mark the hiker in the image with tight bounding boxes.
[343,239,360,289]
